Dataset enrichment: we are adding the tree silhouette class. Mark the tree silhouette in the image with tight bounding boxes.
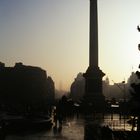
[130,26,140,131]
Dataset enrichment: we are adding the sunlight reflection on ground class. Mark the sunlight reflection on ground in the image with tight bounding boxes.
[5,114,134,140]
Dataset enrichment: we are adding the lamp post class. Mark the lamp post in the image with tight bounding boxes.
[122,80,126,130]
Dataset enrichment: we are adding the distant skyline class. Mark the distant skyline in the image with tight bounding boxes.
[0,0,140,91]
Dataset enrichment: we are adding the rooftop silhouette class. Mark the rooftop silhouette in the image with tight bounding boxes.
[0,62,55,113]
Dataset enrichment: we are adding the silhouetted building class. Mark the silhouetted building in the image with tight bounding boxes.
[83,0,105,111]
[70,73,132,105]
[103,77,131,101]
[70,73,85,102]
[0,62,55,113]
[102,77,110,99]
[108,83,129,101]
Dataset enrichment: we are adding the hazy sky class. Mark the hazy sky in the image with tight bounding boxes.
[0,0,140,91]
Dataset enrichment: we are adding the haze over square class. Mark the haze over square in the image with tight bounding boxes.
[0,0,140,91]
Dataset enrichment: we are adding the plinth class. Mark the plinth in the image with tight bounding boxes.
[83,66,105,111]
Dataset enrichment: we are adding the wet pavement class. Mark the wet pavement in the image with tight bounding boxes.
[5,117,85,140]
[3,114,136,140]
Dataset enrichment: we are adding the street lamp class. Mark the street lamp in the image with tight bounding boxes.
[122,80,126,130]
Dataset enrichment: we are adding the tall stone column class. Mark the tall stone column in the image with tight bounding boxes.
[83,0,105,111]
[90,0,98,67]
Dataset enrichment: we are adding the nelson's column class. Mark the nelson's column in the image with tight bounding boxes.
[83,0,105,111]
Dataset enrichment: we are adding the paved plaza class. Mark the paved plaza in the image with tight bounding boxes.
[5,117,85,140]
[4,114,135,140]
